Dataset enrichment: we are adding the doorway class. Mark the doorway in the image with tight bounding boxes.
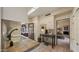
[56,18,70,48]
[28,23,34,40]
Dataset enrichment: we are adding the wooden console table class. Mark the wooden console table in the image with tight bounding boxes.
[40,34,55,48]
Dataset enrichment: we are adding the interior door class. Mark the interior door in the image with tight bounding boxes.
[28,23,34,40]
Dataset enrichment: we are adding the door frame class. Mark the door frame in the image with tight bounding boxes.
[28,23,34,40]
[55,18,70,47]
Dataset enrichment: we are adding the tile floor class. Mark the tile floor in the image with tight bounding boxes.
[30,37,70,52]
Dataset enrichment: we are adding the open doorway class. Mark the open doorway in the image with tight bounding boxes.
[56,18,70,48]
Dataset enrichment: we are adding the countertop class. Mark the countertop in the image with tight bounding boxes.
[6,38,39,52]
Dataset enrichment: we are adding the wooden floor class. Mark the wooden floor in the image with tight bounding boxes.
[30,37,70,52]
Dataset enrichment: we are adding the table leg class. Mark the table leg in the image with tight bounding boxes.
[52,37,55,48]
[52,37,54,48]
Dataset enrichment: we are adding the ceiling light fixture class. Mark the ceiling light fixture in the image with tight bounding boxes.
[27,7,39,15]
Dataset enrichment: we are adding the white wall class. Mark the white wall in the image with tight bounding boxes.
[55,11,72,21]
[0,7,1,51]
[2,7,28,23]
[30,17,40,41]
[70,8,79,52]
[29,14,54,41]
[39,15,54,29]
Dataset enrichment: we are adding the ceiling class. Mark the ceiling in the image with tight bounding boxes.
[25,7,32,13]
[27,7,73,18]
